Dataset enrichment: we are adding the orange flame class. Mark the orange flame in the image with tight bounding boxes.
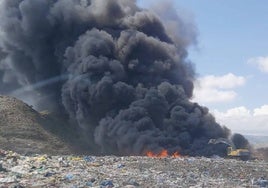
[171,151,181,158]
[145,150,181,158]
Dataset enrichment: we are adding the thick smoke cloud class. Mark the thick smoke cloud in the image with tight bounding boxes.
[0,0,240,156]
[148,0,197,48]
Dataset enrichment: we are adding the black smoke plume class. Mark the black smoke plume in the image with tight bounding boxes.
[0,0,243,156]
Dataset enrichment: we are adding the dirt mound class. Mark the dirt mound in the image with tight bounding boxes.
[0,95,87,155]
[255,147,268,161]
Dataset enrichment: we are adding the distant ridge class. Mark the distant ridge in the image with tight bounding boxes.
[244,134,268,148]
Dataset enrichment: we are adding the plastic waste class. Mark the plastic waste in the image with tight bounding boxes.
[117,164,125,168]
[256,177,268,188]
[84,156,95,162]
[65,173,74,181]
[100,180,114,187]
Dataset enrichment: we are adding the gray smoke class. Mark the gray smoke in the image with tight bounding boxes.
[0,0,237,156]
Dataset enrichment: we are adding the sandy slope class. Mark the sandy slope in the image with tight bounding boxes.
[0,95,87,155]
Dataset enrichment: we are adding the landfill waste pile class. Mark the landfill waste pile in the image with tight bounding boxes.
[0,149,267,188]
[0,95,90,155]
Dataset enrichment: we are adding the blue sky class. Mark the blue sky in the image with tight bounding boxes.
[139,0,268,135]
[177,0,268,109]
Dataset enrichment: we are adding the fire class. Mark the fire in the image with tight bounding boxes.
[171,151,181,158]
[145,150,181,158]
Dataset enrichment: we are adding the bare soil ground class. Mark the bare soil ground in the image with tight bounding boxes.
[0,95,89,155]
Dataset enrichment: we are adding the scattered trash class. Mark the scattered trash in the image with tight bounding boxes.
[124,178,139,186]
[12,184,24,188]
[89,178,96,183]
[255,177,268,188]
[100,180,114,187]
[44,172,55,177]
[0,177,17,183]
[0,149,7,157]
[36,156,47,162]
[0,149,267,187]
[83,156,95,162]
[70,157,82,161]
[86,181,93,187]
[0,163,7,172]
[123,185,136,188]
[65,173,74,181]
[58,156,69,167]
[117,163,125,168]
[10,165,27,174]
[83,177,96,187]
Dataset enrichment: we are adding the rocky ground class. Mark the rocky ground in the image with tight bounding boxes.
[0,149,267,188]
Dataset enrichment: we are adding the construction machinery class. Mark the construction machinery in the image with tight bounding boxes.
[209,138,250,160]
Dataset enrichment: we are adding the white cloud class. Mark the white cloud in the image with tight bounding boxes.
[193,87,237,103]
[193,73,246,104]
[212,106,268,136]
[248,56,268,73]
[213,106,250,118]
[254,105,268,116]
[197,73,245,89]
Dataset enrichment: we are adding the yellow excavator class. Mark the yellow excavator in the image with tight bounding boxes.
[209,138,250,160]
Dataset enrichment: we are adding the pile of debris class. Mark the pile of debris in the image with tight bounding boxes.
[0,149,267,188]
[0,95,89,155]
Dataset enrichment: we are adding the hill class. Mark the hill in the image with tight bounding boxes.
[0,95,88,155]
[244,134,268,148]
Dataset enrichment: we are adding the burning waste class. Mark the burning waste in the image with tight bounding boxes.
[146,150,181,158]
[0,0,249,156]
